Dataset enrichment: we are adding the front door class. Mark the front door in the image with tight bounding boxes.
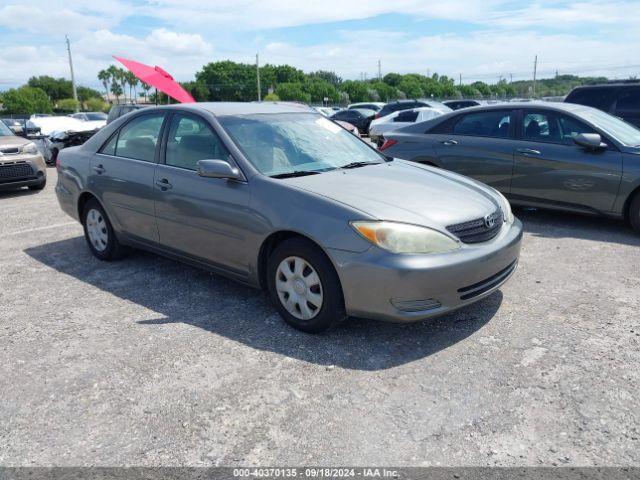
[510,109,622,213]
[433,109,516,193]
[90,112,166,244]
[153,112,252,275]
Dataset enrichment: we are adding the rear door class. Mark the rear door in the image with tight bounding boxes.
[153,112,252,275]
[91,112,166,244]
[433,109,516,192]
[510,108,622,212]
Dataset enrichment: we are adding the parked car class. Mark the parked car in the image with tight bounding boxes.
[376,100,452,119]
[311,106,335,117]
[28,115,89,137]
[69,112,108,129]
[0,121,47,191]
[55,102,522,333]
[330,108,376,134]
[106,104,148,124]
[348,102,385,112]
[1,118,41,137]
[565,82,640,128]
[334,120,360,137]
[44,129,99,166]
[369,107,445,147]
[443,100,482,110]
[381,102,640,231]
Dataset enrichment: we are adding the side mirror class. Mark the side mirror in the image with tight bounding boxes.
[574,133,607,150]
[197,159,243,181]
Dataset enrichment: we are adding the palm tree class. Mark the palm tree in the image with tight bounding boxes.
[125,71,139,103]
[98,69,111,103]
[107,65,122,103]
[141,82,151,102]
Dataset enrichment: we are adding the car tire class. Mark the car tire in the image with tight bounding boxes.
[28,179,46,191]
[629,192,640,232]
[267,237,346,333]
[82,198,129,261]
[47,148,58,166]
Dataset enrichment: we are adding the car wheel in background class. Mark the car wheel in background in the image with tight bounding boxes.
[629,192,640,232]
[267,237,346,333]
[28,179,46,191]
[82,198,129,261]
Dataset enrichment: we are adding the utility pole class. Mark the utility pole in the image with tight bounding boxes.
[65,35,79,112]
[459,73,462,86]
[510,73,513,83]
[532,54,538,98]
[378,60,382,81]
[256,52,261,102]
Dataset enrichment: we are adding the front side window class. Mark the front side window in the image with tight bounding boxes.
[114,113,165,162]
[218,113,386,176]
[453,110,511,138]
[522,110,597,145]
[165,114,230,170]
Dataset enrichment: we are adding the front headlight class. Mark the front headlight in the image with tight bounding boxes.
[351,221,460,254]
[21,142,38,155]
[495,190,514,224]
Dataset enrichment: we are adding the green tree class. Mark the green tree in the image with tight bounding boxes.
[1,87,53,114]
[27,76,72,101]
[85,97,107,112]
[383,73,403,87]
[471,81,492,97]
[97,69,111,103]
[57,98,80,112]
[303,80,340,103]
[308,70,342,86]
[340,80,371,103]
[370,82,396,101]
[398,76,424,98]
[77,86,102,102]
[196,61,257,101]
[275,83,311,103]
[180,81,209,101]
[263,92,280,101]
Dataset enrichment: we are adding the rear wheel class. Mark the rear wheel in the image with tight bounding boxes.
[267,238,346,333]
[629,192,640,232]
[82,198,129,260]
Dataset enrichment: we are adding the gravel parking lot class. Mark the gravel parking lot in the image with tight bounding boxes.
[1,166,639,466]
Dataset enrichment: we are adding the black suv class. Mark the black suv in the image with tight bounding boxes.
[106,104,148,124]
[565,82,640,127]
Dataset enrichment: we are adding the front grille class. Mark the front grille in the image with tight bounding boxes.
[392,298,442,313]
[0,162,34,182]
[447,208,503,243]
[458,260,517,300]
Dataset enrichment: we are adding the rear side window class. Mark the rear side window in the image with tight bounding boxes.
[614,88,640,112]
[566,88,615,112]
[394,110,419,123]
[100,113,165,161]
[453,110,511,138]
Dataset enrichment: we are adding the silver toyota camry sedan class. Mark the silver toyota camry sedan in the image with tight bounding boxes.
[55,102,523,333]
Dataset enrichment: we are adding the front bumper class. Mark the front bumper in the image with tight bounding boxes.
[329,218,523,322]
[0,154,47,190]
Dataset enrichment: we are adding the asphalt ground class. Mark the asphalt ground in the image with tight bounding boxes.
[0,167,639,466]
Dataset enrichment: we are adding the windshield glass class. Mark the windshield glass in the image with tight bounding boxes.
[86,112,107,121]
[579,107,640,146]
[218,113,386,176]
[0,121,14,136]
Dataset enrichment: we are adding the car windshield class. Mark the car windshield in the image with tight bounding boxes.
[579,107,640,146]
[0,121,14,136]
[218,113,387,176]
[86,113,107,121]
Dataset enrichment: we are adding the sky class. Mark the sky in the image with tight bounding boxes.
[1,0,639,91]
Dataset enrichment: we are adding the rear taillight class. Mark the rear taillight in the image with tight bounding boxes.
[379,139,397,151]
[375,113,381,119]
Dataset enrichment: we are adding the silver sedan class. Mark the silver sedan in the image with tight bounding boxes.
[55,102,522,333]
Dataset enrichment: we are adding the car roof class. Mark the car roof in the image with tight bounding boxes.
[167,101,315,116]
[444,101,589,113]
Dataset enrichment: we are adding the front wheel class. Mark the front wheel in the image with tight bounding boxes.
[267,238,346,333]
[629,192,640,232]
[82,198,129,260]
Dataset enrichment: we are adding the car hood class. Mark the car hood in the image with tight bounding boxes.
[0,136,28,148]
[284,160,500,227]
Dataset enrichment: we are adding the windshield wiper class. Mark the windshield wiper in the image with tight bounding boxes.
[339,161,380,169]
[269,171,321,179]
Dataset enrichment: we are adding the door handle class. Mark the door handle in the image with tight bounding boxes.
[441,139,458,146]
[517,148,541,156]
[93,164,105,174]
[155,178,173,190]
